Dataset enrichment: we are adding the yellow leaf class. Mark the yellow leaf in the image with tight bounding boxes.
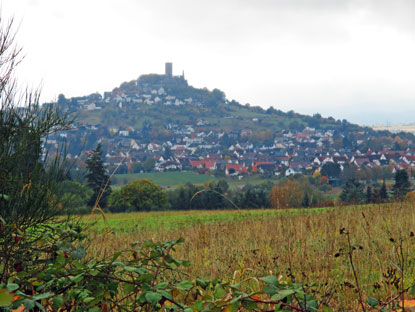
[0,289,13,307]
[251,295,261,301]
[223,305,233,312]
[399,299,415,312]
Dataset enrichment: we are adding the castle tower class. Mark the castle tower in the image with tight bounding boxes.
[165,62,172,77]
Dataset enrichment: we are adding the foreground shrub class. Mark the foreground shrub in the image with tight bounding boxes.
[0,16,73,289]
[0,222,322,311]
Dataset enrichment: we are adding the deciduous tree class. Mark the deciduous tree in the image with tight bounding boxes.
[120,178,167,211]
[270,178,304,209]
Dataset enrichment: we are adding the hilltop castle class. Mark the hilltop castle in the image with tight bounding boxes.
[164,62,185,80]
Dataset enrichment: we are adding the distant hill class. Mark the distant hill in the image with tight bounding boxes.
[56,72,380,138]
[47,66,415,177]
[371,124,415,135]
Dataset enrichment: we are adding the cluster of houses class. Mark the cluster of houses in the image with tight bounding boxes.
[45,117,415,179]
[45,70,415,181]
[64,74,201,113]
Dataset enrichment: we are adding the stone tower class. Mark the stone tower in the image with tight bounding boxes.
[165,62,172,77]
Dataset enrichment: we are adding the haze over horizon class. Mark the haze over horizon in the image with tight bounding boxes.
[2,0,415,125]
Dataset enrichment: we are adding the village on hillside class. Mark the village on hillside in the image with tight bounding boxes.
[43,63,415,183]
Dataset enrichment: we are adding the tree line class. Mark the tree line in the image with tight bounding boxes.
[63,143,415,213]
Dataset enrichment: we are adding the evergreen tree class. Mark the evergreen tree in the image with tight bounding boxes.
[163,145,173,159]
[321,162,341,178]
[366,186,373,203]
[340,178,365,204]
[380,181,388,202]
[393,169,411,201]
[85,143,111,208]
[302,192,310,208]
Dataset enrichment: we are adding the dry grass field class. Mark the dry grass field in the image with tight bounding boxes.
[86,203,415,310]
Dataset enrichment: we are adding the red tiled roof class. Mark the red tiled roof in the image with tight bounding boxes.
[226,164,248,173]
[190,159,216,169]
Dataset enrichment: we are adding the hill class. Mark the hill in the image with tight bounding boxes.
[56,71,372,138]
[46,64,415,179]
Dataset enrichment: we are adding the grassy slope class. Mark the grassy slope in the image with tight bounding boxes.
[112,171,275,188]
[112,171,216,187]
[77,99,341,134]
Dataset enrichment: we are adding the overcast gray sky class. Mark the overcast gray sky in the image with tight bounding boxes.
[3,0,415,125]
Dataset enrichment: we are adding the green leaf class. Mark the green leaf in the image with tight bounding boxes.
[196,279,208,288]
[73,261,84,270]
[22,299,36,309]
[367,297,379,307]
[214,287,227,299]
[56,253,66,265]
[122,283,136,293]
[271,289,296,301]
[229,301,240,312]
[6,283,19,291]
[35,301,46,312]
[71,247,86,260]
[230,295,243,305]
[112,261,124,267]
[157,290,172,300]
[69,274,84,283]
[145,292,162,305]
[0,289,13,307]
[263,284,279,296]
[260,276,279,285]
[0,194,9,201]
[144,241,155,248]
[194,300,204,311]
[53,296,64,309]
[300,299,318,311]
[89,269,99,276]
[176,280,193,291]
[230,283,241,289]
[83,297,95,304]
[123,266,146,274]
[112,251,122,262]
[242,300,258,310]
[33,292,54,300]
[137,273,153,283]
[156,282,169,289]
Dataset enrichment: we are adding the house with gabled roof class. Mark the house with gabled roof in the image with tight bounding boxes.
[189,158,217,170]
[225,163,248,176]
